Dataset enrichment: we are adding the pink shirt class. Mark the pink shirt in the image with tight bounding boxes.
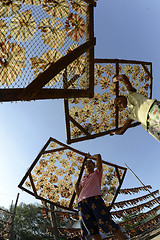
[78,169,103,202]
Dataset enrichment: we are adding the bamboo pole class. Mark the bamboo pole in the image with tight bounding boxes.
[125,164,160,205]
[50,205,59,240]
[9,193,20,240]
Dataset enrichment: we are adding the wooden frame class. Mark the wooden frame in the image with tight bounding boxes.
[0,1,96,102]
[18,137,127,212]
[84,0,97,6]
[64,58,153,144]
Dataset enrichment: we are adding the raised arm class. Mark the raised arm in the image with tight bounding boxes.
[75,182,82,197]
[91,154,102,171]
[113,74,136,92]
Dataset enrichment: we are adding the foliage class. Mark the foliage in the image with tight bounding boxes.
[0,207,8,221]
[121,212,143,231]
[13,202,54,240]
[121,211,158,232]
[0,202,77,239]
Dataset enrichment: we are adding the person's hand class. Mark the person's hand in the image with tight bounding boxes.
[110,129,123,135]
[115,129,124,135]
[109,131,116,136]
[75,182,79,189]
[86,152,91,158]
[91,154,101,159]
[112,76,119,83]
[75,182,80,196]
[131,87,137,92]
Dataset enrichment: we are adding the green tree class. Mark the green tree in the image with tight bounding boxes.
[121,211,157,233]
[13,202,54,240]
[1,203,77,240]
[120,212,144,231]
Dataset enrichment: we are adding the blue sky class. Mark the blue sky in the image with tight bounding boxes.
[0,0,160,208]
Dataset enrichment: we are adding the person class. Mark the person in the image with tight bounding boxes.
[111,74,160,142]
[75,154,127,240]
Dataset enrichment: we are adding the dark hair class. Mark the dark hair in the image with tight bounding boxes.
[114,95,127,105]
[85,159,95,167]
[113,74,129,82]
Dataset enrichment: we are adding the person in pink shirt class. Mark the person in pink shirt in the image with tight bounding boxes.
[75,154,127,240]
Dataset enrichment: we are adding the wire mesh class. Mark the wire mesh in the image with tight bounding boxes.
[64,59,152,144]
[0,0,94,95]
[18,138,127,211]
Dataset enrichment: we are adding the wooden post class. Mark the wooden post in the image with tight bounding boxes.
[49,204,59,240]
[9,193,20,240]
[115,61,119,129]
[83,0,96,6]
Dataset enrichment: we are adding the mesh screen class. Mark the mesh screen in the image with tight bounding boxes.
[65,60,152,143]
[19,138,126,210]
[0,0,92,90]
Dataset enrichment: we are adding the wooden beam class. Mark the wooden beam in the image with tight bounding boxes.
[18,138,52,188]
[29,173,38,198]
[115,167,121,183]
[42,147,68,155]
[19,38,96,100]
[67,122,141,144]
[0,88,22,102]
[83,0,96,6]
[110,169,127,208]
[0,88,92,102]
[64,99,72,144]
[86,3,95,98]
[115,62,119,129]
[18,185,78,212]
[94,58,152,65]
[9,193,20,240]
[68,115,93,137]
[50,205,59,240]
[49,137,88,157]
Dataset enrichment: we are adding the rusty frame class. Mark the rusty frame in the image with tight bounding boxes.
[64,58,152,144]
[18,137,127,212]
[0,3,95,102]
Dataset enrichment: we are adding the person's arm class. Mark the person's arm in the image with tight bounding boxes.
[91,154,102,171]
[75,182,82,197]
[110,118,133,135]
[113,74,136,92]
[75,154,89,197]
